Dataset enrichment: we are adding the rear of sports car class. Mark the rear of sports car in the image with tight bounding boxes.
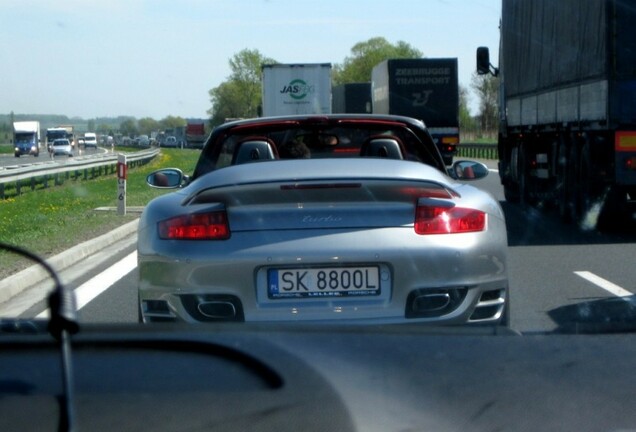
[138,159,508,326]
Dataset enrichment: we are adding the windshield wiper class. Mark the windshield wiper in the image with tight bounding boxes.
[1,241,79,432]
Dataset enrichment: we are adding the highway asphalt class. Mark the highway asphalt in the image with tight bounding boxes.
[0,217,140,308]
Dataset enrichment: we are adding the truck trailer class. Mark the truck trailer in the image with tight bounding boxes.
[261,63,332,117]
[185,121,207,149]
[332,83,372,114]
[371,58,459,165]
[478,0,636,227]
[13,121,41,157]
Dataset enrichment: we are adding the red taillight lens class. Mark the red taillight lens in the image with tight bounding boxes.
[415,206,486,234]
[158,211,230,240]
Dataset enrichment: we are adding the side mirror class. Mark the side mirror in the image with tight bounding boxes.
[450,160,489,181]
[146,168,186,188]
[476,46,498,76]
[476,47,491,75]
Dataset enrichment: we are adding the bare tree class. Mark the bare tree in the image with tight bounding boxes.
[471,72,499,134]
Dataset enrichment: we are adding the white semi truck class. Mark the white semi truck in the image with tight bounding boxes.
[261,63,332,117]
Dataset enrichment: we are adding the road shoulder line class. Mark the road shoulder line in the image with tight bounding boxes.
[574,271,634,298]
[0,219,139,306]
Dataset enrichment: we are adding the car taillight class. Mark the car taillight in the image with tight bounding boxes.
[158,211,230,240]
[414,205,486,234]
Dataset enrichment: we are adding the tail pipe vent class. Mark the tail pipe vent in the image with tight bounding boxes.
[181,294,245,322]
[469,289,506,322]
[405,287,467,318]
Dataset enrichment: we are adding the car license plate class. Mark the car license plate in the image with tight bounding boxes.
[268,267,381,299]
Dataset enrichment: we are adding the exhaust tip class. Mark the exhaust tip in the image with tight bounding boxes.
[181,294,245,322]
[198,301,237,319]
[412,293,451,312]
[405,287,467,318]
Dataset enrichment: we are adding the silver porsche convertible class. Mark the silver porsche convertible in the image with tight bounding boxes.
[137,115,508,325]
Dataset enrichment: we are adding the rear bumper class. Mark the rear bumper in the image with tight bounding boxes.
[139,281,508,326]
[138,226,508,326]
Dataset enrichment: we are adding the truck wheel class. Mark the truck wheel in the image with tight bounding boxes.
[503,183,520,203]
[501,145,521,203]
[518,149,526,206]
[518,144,534,208]
[567,144,582,223]
[597,186,627,231]
[575,142,596,228]
[557,142,572,223]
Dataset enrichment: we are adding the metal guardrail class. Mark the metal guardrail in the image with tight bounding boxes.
[0,147,159,199]
[456,143,498,160]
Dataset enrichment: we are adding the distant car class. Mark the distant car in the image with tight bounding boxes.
[136,135,150,147]
[50,138,73,157]
[138,114,509,326]
[83,133,98,149]
[163,136,177,148]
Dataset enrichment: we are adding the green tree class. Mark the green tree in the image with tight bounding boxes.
[138,117,161,135]
[0,120,9,143]
[471,72,499,133]
[208,49,276,126]
[333,37,423,85]
[119,118,138,137]
[160,116,187,130]
[96,123,111,135]
[87,119,96,132]
[208,81,248,125]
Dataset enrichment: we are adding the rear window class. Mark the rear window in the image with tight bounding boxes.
[212,125,432,170]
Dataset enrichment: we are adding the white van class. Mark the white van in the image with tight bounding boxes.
[84,132,98,149]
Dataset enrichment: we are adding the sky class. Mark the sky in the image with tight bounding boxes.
[0,0,501,120]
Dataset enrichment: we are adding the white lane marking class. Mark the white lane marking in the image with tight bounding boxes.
[574,271,634,299]
[37,251,137,318]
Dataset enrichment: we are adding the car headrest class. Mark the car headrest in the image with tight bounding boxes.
[231,139,278,165]
[360,137,404,159]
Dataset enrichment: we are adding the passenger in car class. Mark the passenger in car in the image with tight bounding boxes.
[278,139,311,159]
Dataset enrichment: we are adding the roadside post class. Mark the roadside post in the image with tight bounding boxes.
[117,154,127,215]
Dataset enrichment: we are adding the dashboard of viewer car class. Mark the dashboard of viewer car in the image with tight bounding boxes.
[1,322,636,431]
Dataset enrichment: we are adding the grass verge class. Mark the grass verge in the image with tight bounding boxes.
[0,148,200,278]
[0,144,12,155]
